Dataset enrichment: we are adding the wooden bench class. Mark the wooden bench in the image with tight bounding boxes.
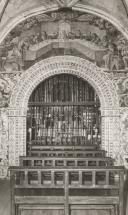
[19,156,114,167]
[9,166,125,215]
[28,149,106,158]
[28,144,101,154]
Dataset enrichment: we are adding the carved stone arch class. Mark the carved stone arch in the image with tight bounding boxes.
[9,56,119,110]
[8,56,121,166]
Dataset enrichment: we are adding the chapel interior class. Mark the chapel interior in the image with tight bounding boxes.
[0,1,128,215]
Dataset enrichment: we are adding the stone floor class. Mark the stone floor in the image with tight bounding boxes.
[0,179,128,215]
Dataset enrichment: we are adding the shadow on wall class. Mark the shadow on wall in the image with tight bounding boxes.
[124,171,128,215]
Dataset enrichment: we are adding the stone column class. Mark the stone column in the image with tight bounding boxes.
[101,109,121,165]
[8,108,27,166]
[120,108,128,168]
[0,108,9,177]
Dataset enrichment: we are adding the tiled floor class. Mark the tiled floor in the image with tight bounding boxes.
[0,179,128,215]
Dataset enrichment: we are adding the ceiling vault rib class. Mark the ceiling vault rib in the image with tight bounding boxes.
[55,0,65,7]
[68,0,79,7]
[121,0,128,17]
[0,0,10,22]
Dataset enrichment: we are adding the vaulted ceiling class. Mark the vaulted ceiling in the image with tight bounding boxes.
[0,0,128,40]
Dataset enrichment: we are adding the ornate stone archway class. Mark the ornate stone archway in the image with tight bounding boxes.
[8,56,121,166]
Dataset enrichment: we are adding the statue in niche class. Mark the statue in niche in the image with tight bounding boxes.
[0,78,11,108]
[0,34,24,72]
[103,43,119,70]
[4,45,23,72]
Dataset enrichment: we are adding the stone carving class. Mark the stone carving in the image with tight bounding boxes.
[0,71,22,85]
[10,56,119,109]
[8,56,120,165]
[116,77,128,107]
[0,109,8,165]
[120,109,128,165]
[0,78,11,107]
[0,10,127,72]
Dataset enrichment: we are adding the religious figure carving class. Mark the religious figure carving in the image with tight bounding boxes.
[0,10,127,73]
[117,78,128,107]
[0,78,11,107]
[58,15,71,39]
[103,44,119,70]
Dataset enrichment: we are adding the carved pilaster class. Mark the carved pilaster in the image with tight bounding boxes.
[120,108,128,168]
[101,109,121,165]
[0,108,9,177]
[8,108,26,166]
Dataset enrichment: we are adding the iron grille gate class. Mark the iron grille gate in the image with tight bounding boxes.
[27,74,101,153]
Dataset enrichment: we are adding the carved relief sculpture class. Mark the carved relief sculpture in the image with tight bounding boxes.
[0,78,11,107]
[0,10,128,73]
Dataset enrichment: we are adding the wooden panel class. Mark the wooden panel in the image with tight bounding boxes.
[19,205,64,215]
[71,209,111,215]
[70,205,114,215]
[21,209,64,215]
[15,196,65,205]
[69,196,119,205]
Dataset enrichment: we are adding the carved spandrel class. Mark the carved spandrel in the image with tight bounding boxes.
[115,77,128,107]
[0,78,11,108]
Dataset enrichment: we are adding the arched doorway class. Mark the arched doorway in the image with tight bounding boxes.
[26,74,101,155]
[8,56,120,166]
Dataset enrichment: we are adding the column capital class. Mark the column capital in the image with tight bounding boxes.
[101,109,120,117]
[8,108,27,117]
